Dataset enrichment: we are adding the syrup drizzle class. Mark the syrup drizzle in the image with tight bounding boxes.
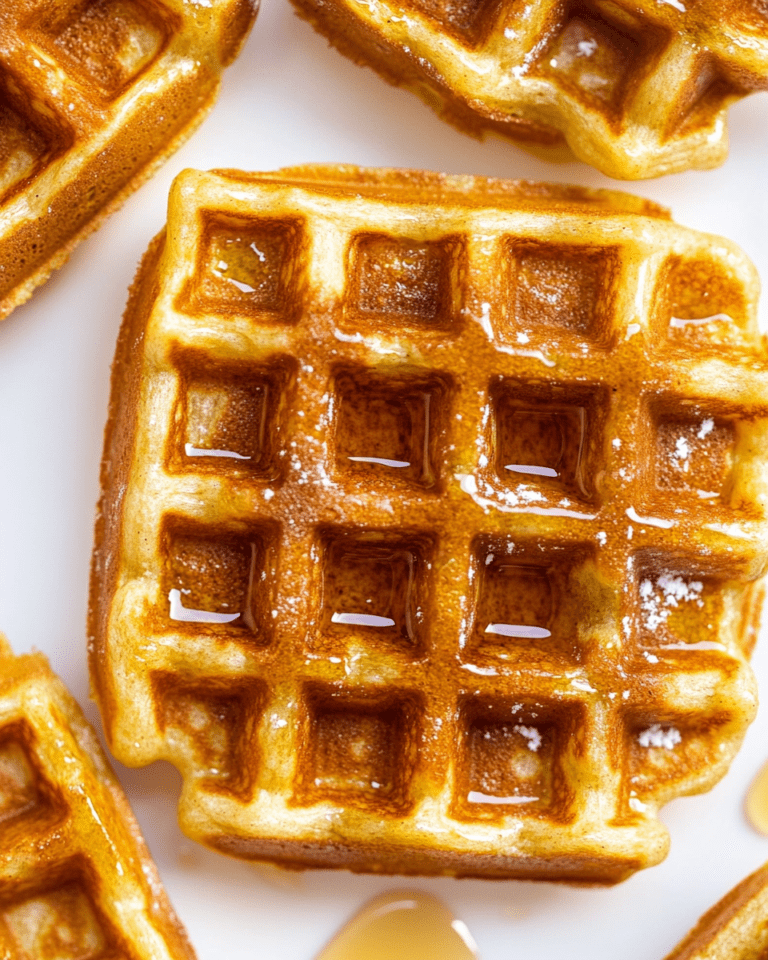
[315,891,479,960]
[746,759,768,835]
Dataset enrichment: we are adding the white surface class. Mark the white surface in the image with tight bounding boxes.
[1,4,767,958]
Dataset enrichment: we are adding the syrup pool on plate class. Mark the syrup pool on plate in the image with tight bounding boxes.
[315,891,478,960]
[746,758,768,835]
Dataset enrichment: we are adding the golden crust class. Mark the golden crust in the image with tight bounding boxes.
[0,0,258,323]
[290,0,768,179]
[0,634,196,960]
[90,164,768,882]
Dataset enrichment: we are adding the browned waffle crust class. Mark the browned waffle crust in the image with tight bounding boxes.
[0,635,196,959]
[290,0,768,179]
[663,859,768,960]
[0,0,257,322]
[90,165,768,882]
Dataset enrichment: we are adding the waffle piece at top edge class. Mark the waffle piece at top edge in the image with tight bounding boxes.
[290,0,768,180]
[0,635,196,960]
[90,165,768,883]
[0,0,257,322]
[663,859,768,960]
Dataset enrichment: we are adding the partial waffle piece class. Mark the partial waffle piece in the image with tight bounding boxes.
[90,165,768,883]
[663,859,768,960]
[0,0,257,322]
[0,635,195,960]
[290,0,768,179]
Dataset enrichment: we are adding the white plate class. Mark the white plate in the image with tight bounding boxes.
[1,4,767,957]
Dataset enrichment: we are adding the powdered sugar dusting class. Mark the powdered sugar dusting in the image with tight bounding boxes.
[514,725,542,752]
[638,724,681,750]
[639,575,704,631]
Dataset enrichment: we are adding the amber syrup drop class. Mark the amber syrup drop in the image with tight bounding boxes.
[746,759,768,835]
[315,891,479,960]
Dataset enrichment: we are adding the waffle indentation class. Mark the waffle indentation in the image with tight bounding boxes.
[491,379,607,503]
[456,700,575,820]
[0,91,51,205]
[300,689,419,812]
[404,0,502,47]
[633,555,727,658]
[0,738,39,827]
[659,256,752,347]
[45,0,167,96]
[348,234,461,331]
[171,352,296,479]
[535,4,663,121]
[333,367,452,490]
[467,542,585,664]
[626,715,729,811]
[162,522,276,642]
[155,679,263,799]
[507,240,618,346]
[193,215,304,320]
[318,529,432,655]
[3,881,108,960]
[654,411,735,500]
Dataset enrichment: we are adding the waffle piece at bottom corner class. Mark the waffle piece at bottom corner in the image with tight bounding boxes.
[0,635,196,960]
[663,860,768,960]
[0,0,257,322]
[90,164,768,883]
[290,0,768,179]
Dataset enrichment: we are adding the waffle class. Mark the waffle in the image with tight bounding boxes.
[663,859,768,960]
[0,635,196,960]
[290,0,768,180]
[0,0,257,322]
[89,164,768,883]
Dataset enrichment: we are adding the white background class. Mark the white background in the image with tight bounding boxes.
[1,3,767,957]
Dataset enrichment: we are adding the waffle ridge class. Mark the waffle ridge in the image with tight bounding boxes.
[90,165,768,882]
[0,0,257,321]
[0,636,196,960]
[290,0,768,179]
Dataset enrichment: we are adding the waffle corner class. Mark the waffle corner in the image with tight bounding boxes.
[0,0,258,322]
[0,634,196,960]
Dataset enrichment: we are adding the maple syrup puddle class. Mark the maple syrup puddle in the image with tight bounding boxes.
[746,759,768,835]
[315,891,478,960]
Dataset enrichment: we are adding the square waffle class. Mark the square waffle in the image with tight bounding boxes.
[0,0,257,322]
[290,0,768,179]
[90,165,768,883]
[0,635,196,959]
[663,859,768,960]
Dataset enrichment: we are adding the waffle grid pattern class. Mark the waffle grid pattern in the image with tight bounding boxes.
[0,639,195,959]
[290,0,768,179]
[92,167,768,881]
[0,0,256,320]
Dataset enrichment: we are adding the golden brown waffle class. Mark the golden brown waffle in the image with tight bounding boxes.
[290,0,768,179]
[663,859,768,960]
[90,165,768,882]
[0,635,196,959]
[0,0,257,322]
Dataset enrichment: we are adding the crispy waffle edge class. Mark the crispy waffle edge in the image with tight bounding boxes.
[288,0,768,180]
